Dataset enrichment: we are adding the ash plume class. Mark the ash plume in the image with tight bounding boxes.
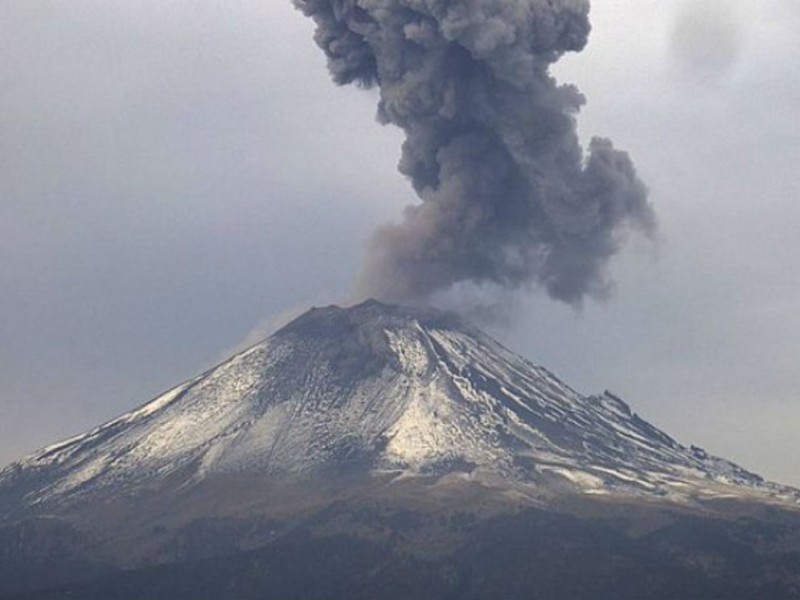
[294,0,656,305]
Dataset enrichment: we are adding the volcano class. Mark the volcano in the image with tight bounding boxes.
[2,300,799,599]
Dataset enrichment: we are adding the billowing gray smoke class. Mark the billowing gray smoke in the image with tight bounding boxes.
[294,0,656,305]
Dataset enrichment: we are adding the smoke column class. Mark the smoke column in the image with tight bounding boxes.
[294,0,656,305]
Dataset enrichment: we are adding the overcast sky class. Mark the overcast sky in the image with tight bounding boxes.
[2,0,799,485]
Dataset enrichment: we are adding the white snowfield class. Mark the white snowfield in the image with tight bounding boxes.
[1,300,797,511]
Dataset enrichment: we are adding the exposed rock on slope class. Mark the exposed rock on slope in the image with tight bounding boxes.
[1,301,799,598]
[1,300,793,516]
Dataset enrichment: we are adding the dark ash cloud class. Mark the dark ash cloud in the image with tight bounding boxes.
[295,0,656,305]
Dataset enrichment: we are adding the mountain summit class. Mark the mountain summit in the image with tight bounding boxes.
[1,300,793,514]
[2,301,800,599]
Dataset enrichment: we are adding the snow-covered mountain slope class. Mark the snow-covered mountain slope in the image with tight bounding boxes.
[1,300,797,518]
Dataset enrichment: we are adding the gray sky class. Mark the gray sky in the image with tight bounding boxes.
[2,0,799,486]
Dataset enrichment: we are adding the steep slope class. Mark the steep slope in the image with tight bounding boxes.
[1,300,795,521]
[2,300,800,598]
